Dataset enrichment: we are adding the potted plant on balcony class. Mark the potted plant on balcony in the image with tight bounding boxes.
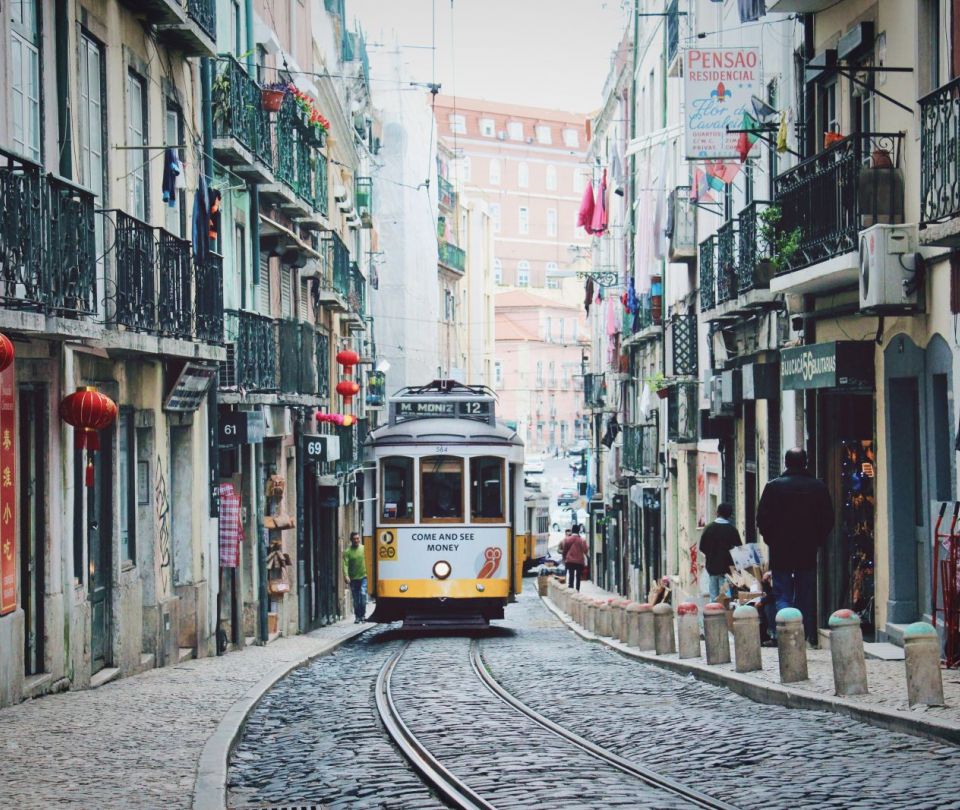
[757,205,802,282]
[650,372,672,399]
[261,82,289,113]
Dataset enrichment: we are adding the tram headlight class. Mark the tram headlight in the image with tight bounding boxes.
[433,560,452,580]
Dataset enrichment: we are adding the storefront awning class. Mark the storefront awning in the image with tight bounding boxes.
[780,341,875,391]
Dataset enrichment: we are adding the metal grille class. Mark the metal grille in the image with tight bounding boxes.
[716,219,738,303]
[737,200,771,292]
[670,312,697,377]
[920,77,960,225]
[699,236,715,312]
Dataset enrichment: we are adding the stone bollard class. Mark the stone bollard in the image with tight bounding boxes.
[828,609,869,696]
[611,599,628,641]
[624,602,641,646]
[537,573,549,598]
[776,607,809,683]
[703,602,731,665]
[653,603,676,655]
[588,599,601,635]
[619,602,637,643]
[635,603,655,651]
[904,622,945,707]
[570,592,580,625]
[584,599,596,633]
[597,601,612,637]
[677,602,701,659]
[733,605,762,673]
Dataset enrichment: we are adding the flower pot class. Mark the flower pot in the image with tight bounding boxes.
[871,148,893,169]
[656,386,671,400]
[261,88,285,112]
[824,131,844,149]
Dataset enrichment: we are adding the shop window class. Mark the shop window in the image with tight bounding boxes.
[471,457,504,521]
[381,456,415,522]
[420,456,464,522]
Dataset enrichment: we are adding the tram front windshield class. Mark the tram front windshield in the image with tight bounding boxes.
[421,456,463,521]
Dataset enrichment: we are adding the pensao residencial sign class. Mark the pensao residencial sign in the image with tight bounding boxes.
[684,47,762,159]
[780,342,875,391]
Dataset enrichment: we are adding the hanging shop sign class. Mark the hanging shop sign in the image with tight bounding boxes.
[780,342,875,391]
[0,363,15,614]
[219,411,266,446]
[163,362,217,412]
[684,47,762,159]
[302,433,340,463]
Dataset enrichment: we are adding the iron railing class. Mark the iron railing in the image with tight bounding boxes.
[322,232,351,299]
[699,235,716,312]
[773,131,904,273]
[113,211,157,331]
[716,219,738,304]
[667,381,698,444]
[0,149,97,315]
[438,175,455,210]
[438,240,466,273]
[224,309,278,391]
[212,56,272,169]
[584,373,606,409]
[273,96,327,212]
[186,0,216,39]
[158,229,193,339]
[280,320,318,395]
[195,251,224,344]
[920,77,960,226]
[316,330,330,398]
[622,423,659,475]
[348,262,366,319]
[736,200,772,293]
[670,312,698,377]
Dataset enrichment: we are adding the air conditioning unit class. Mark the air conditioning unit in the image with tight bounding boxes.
[858,223,922,312]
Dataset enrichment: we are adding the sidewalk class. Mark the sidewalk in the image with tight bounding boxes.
[0,619,369,810]
[546,580,960,746]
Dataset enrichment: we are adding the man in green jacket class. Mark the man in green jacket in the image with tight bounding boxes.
[343,532,368,623]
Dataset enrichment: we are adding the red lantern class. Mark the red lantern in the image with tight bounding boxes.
[60,386,118,486]
[336,349,360,369]
[336,380,360,400]
[0,334,14,373]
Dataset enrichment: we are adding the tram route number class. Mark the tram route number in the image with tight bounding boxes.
[378,530,398,561]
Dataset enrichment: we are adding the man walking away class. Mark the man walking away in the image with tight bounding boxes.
[342,532,367,623]
[757,448,834,645]
[698,503,742,602]
[561,525,589,591]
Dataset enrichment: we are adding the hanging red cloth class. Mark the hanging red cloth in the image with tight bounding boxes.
[218,483,244,568]
[590,168,608,235]
[576,180,595,231]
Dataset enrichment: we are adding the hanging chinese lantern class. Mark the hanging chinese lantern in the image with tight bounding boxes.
[336,380,360,400]
[59,386,118,486]
[0,333,14,373]
[336,349,360,371]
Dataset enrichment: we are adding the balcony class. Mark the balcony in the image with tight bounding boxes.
[262,96,327,218]
[0,149,96,321]
[920,77,960,245]
[355,176,372,227]
[194,252,224,344]
[316,330,330,399]
[622,423,659,476]
[438,175,456,211]
[666,381,698,444]
[279,319,319,400]
[715,219,738,305]
[772,132,904,292]
[438,240,466,274]
[344,262,367,331]
[737,200,773,293]
[314,233,350,310]
[699,236,716,312]
[584,373,606,409]
[220,310,278,392]
[212,57,273,182]
[120,0,216,56]
[112,212,158,333]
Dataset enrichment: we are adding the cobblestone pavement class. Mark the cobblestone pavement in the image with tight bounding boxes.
[228,628,443,810]
[480,584,960,810]
[575,580,960,725]
[0,621,362,810]
[389,635,698,809]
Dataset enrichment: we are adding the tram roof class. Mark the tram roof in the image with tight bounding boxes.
[366,417,523,447]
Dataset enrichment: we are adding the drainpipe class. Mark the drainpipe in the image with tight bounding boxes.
[55,0,71,178]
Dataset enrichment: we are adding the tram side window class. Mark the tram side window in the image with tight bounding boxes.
[421,456,464,522]
[470,456,504,521]
[382,456,415,522]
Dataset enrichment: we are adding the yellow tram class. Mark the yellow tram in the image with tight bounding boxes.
[363,381,525,627]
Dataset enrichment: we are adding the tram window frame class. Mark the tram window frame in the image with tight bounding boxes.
[420,455,465,523]
[470,456,505,522]
[381,455,415,523]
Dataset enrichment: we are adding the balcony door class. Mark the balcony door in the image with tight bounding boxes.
[88,424,114,674]
[19,386,45,676]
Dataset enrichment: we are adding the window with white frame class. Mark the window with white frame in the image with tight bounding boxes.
[490,203,501,233]
[480,118,495,137]
[562,128,579,147]
[493,258,502,285]
[546,277,560,289]
[508,121,524,141]
[517,260,530,287]
[489,158,501,185]
[127,70,148,220]
[517,161,529,188]
[79,32,106,256]
[518,206,529,234]
[449,113,466,134]
[10,0,41,162]
[545,164,557,191]
[546,208,557,236]
[536,125,552,144]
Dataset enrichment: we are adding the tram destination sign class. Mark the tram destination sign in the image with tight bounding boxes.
[392,399,494,424]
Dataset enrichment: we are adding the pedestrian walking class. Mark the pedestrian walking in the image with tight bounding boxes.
[757,448,834,644]
[698,502,742,602]
[561,525,589,591]
[342,531,368,623]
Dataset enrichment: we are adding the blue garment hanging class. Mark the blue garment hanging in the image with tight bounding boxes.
[192,171,210,261]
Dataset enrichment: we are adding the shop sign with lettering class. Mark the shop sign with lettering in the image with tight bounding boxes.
[781,342,875,391]
[0,364,15,615]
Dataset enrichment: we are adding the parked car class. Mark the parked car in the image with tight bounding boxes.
[556,490,577,507]
[525,455,545,475]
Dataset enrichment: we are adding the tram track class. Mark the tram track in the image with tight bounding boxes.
[376,637,738,810]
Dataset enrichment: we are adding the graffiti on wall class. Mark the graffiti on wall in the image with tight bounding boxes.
[156,455,171,594]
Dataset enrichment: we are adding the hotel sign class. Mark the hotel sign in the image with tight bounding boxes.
[781,342,874,391]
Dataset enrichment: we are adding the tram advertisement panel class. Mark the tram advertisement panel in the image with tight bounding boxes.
[377,527,508,580]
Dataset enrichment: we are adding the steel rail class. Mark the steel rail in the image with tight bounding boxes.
[469,640,738,810]
[375,642,496,810]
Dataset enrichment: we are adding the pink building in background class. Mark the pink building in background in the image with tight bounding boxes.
[433,97,590,448]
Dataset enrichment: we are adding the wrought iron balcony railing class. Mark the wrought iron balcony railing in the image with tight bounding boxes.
[212,56,273,169]
[186,0,216,39]
[622,423,659,475]
[667,381,698,444]
[584,372,606,409]
[195,252,224,344]
[273,96,327,213]
[716,219,738,304]
[280,319,318,396]
[773,131,905,274]
[438,240,466,273]
[347,262,366,319]
[316,330,330,398]
[158,229,193,338]
[699,235,716,312]
[920,77,960,226]
[0,149,97,316]
[438,175,456,210]
[221,309,278,391]
[669,312,698,378]
[736,200,772,293]
[113,211,158,332]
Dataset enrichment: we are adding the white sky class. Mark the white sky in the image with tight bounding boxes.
[349,0,630,114]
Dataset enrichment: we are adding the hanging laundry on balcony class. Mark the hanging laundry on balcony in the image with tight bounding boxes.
[576,179,595,232]
[162,148,182,208]
[208,188,222,244]
[736,112,761,162]
[601,415,620,449]
[738,0,766,23]
[590,168,609,235]
[218,482,244,568]
[584,276,594,315]
[605,293,617,336]
[777,112,789,153]
[192,172,211,261]
[610,147,625,197]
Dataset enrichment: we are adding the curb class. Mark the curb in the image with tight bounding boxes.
[193,622,372,810]
[540,596,960,747]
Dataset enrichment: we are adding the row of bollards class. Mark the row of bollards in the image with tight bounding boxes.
[544,577,946,708]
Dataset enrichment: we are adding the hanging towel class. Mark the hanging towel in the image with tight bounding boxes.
[577,180,595,231]
[218,482,244,568]
[192,172,210,261]
[162,148,181,208]
[591,168,609,235]
[584,276,594,315]
[626,278,639,315]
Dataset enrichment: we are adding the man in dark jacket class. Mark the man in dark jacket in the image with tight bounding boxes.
[698,503,741,602]
[757,448,834,644]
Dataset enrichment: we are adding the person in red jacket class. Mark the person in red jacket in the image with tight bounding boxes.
[561,525,589,591]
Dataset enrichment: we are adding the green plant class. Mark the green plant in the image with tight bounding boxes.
[758,205,802,274]
[212,72,232,131]
[648,371,667,391]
